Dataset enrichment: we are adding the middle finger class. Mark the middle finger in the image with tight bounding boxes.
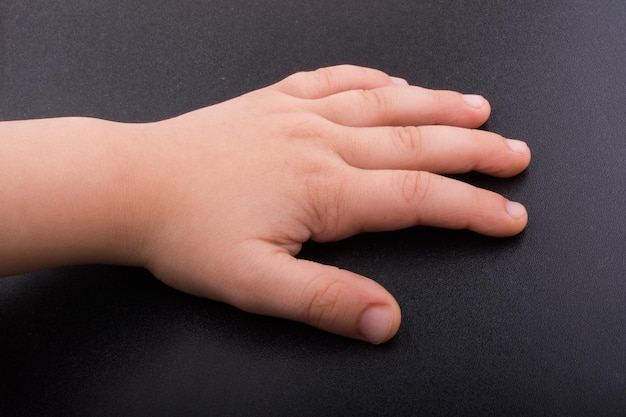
[330,124,531,177]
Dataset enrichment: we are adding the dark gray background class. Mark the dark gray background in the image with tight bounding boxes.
[1,1,625,416]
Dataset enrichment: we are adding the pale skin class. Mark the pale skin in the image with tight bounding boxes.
[0,65,530,344]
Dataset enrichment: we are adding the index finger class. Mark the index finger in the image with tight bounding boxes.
[309,169,528,242]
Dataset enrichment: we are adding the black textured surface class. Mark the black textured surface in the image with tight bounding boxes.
[1,1,625,416]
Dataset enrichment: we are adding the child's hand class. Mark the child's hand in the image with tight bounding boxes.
[137,65,530,344]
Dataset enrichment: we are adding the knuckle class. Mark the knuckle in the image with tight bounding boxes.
[282,113,328,140]
[310,67,338,92]
[356,88,390,111]
[395,170,431,206]
[303,166,350,241]
[430,89,448,108]
[304,275,344,328]
[392,125,424,157]
[279,67,339,97]
[432,90,445,106]
[278,71,308,92]
[304,173,344,241]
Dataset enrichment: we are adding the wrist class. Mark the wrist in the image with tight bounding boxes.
[100,119,167,269]
[0,117,161,274]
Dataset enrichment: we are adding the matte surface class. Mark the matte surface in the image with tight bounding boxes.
[1,1,625,416]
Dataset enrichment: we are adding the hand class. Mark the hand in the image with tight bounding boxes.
[137,65,530,344]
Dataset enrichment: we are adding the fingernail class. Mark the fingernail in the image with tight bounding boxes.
[358,305,393,344]
[390,76,409,86]
[506,139,529,154]
[462,94,486,109]
[506,201,526,219]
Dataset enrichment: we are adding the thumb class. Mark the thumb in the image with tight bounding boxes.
[234,250,401,344]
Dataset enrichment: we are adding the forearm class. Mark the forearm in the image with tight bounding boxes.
[0,117,153,276]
